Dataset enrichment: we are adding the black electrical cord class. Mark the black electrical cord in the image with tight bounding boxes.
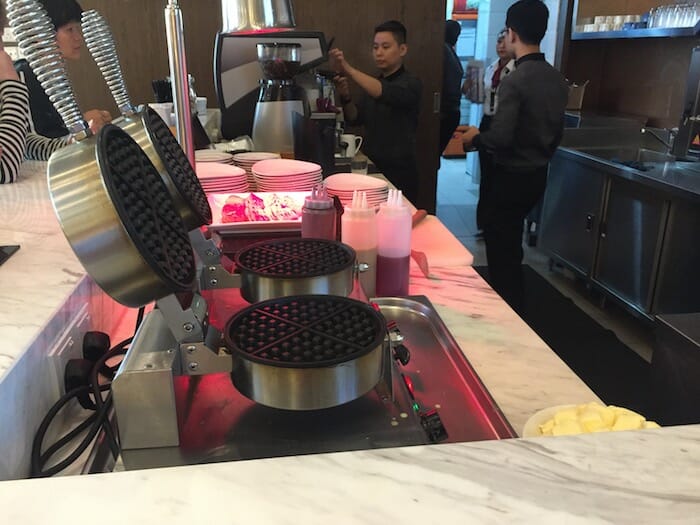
[33,393,115,478]
[135,305,145,333]
[30,383,110,477]
[40,411,97,465]
[90,339,132,457]
[31,305,147,477]
[31,342,129,478]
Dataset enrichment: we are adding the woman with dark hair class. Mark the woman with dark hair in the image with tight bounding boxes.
[14,0,111,138]
[0,0,68,183]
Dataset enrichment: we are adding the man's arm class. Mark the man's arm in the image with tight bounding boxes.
[330,48,382,98]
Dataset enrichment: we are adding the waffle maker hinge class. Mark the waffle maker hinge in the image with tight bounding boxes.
[189,229,242,290]
[112,291,229,450]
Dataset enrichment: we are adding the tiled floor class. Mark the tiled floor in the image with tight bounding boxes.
[436,157,656,362]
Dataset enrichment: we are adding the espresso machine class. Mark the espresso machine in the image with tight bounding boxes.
[252,42,307,153]
[214,30,328,141]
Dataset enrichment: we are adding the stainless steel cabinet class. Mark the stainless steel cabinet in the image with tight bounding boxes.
[652,200,700,313]
[593,179,669,314]
[539,150,607,276]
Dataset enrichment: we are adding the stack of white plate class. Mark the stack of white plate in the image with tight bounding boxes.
[194,149,235,165]
[232,152,281,190]
[324,173,389,208]
[195,162,249,193]
[252,159,323,192]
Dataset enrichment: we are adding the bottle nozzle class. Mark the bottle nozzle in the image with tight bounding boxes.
[351,189,369,209]
[304,182,333,209]
[385,188,405,208]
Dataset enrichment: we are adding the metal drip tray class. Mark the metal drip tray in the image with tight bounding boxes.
[111,296,514,472]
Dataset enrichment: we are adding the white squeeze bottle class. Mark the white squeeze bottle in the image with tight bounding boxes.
[341,190,377,298]
[376,189,411,296]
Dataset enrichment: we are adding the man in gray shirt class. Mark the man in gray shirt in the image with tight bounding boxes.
[462,0,568,312]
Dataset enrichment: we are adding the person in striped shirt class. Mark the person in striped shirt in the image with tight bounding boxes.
[15,0,111,139]
[0,3,68,184]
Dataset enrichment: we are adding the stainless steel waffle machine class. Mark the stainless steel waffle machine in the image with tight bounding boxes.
[9,0,514,472]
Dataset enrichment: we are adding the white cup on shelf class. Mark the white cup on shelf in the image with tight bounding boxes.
[340,134,363,158]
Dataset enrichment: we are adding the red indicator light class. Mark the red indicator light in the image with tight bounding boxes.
[402,374,415,395]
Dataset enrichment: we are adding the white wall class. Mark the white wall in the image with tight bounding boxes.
[476,0,560,65]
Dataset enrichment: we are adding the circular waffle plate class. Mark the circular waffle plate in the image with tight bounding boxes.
[143,106,212,226]
[235,238,355,279]
[224,295,386,368]
[98,124,196,291]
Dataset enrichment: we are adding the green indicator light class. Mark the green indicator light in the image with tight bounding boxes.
[412,403,420,412]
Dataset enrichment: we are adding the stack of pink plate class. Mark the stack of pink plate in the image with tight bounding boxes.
[232,152,281,190]
[252,159,323,191]
[194,149,235,165]
[195,162,249,193]
[324,173,389,208]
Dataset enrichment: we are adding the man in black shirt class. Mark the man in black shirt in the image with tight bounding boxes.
[330,20,422,204]
[440,20,463,155]
[462,0,568,312]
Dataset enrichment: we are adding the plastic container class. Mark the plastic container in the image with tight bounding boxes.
[341,190,377,298]
[301,184,335,240]
[375,189,411,296]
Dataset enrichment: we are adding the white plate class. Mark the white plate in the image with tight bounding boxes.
[233,152,280,162]
[196,162,247,180]
[522,405,576,438]
[252,159,322,177]
[324,173,388,191]
[195,150,234,163]
[206,191,309,234]
[522,403,648,437]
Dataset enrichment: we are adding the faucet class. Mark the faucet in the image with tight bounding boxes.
[641,127,676,152]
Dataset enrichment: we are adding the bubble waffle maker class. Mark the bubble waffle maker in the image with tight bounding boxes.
[81,9,211,233]
[234,238,356,303]
[224,295,386,410]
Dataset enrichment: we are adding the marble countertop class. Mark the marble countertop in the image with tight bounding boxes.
[0,162,86,379]
[1,162,699,522]
[1,425,698,524]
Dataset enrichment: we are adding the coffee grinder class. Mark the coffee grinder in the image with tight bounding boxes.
[214,30,327,142]
[252,42,308,154]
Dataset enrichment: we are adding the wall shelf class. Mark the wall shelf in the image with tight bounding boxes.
[572,22,700,40]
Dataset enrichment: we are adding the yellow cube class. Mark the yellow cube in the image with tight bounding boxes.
[553,408,579,425]
[552,420,584,436]
[579,410,605,432]
[612,413,645,431]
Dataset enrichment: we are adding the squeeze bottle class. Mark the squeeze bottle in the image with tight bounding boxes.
[375,189,411,296]
[341,190,377,298]
[301,183,336,240]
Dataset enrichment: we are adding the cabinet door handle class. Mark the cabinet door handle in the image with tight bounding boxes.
[585,213,594,232]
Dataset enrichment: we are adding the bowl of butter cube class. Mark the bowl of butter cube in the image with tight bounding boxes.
[522,402,660,438]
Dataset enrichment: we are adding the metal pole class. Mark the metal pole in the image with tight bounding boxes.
[164,0,195,164]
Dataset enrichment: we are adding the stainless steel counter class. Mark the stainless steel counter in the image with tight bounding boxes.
[540,128,700,317]
[558,127,700,202]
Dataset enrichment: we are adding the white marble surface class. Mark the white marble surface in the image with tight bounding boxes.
[409,263,601,433]
[0,425,698,524]
[0,163,134,479]
[1,162,699,522]
[0,162,85,377]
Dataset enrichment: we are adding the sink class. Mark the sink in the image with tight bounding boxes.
[576,147,699,170]
[577,147,675,163]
